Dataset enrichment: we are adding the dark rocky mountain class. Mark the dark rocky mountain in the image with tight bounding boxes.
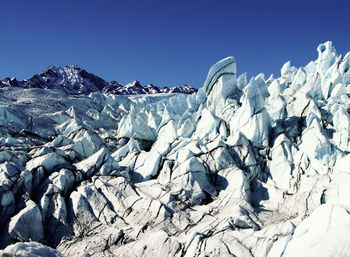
[0,65,197,95]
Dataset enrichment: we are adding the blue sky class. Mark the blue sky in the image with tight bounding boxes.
[0,0,349,88]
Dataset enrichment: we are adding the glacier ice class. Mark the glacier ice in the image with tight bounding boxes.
[0,41,349,256]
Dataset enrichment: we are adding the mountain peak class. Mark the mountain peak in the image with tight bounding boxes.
[126,80,142,87]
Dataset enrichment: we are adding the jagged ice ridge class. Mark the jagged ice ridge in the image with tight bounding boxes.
[0,41,350,256]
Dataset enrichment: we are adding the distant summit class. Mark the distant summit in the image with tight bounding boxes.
[0,65,197,95]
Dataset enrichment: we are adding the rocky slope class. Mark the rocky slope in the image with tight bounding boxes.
[0,65,197,95]
[0,41,350,256]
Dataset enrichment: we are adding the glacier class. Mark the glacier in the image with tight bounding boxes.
[0,41,350,256]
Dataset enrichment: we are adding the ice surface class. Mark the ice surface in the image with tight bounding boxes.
[0,41,349,256]
[0,242,64,257]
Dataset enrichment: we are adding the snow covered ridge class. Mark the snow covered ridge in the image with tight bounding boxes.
[0,65,197,95]
[0,41,350,256]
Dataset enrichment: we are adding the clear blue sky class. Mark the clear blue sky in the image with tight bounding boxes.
[0,0,349,88]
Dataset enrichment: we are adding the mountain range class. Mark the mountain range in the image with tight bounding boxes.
[0,65,197,95]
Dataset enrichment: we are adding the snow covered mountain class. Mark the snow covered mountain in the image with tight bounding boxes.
[0,41,350,257]
[0,65,197,95]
